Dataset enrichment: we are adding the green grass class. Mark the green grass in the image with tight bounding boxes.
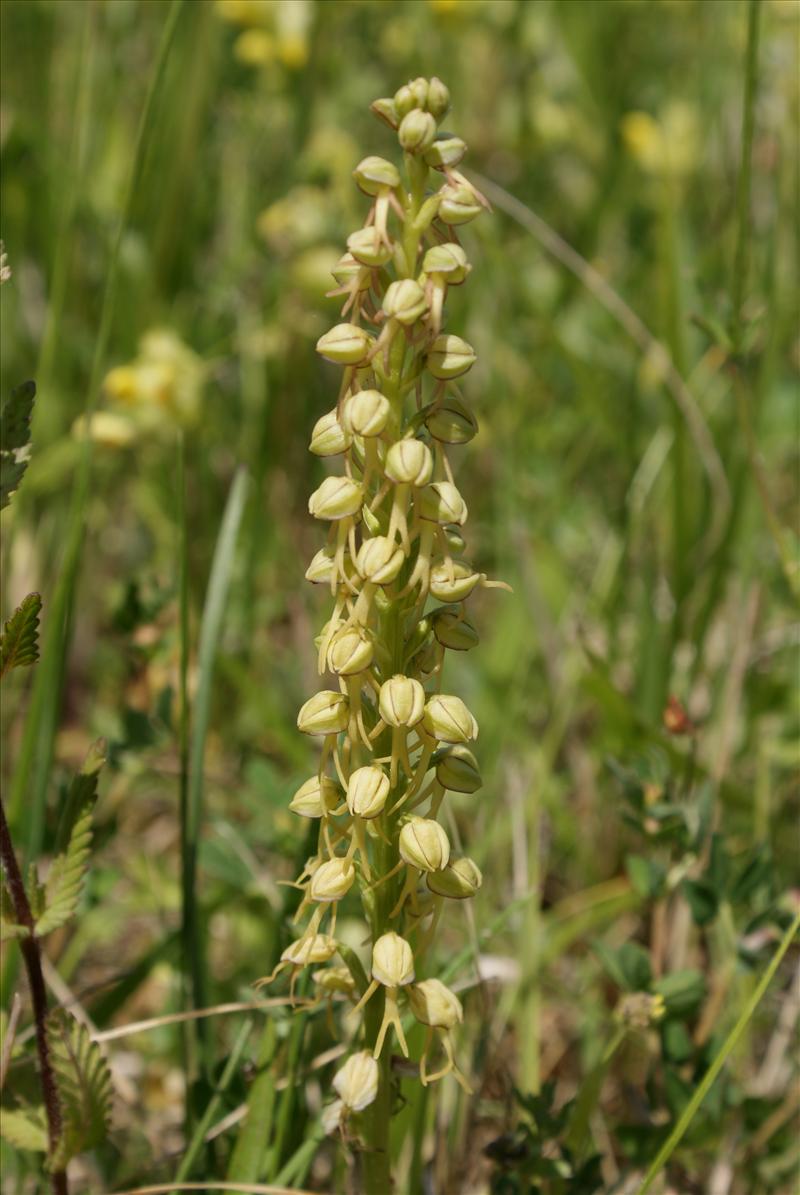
[1,1,798,1192]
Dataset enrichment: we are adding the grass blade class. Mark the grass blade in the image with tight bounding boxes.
[182,467,249,1059]
[636,908,800,1195]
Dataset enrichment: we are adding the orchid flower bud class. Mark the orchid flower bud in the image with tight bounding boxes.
[379,675,425,727]
[309,409,352,457]
[347,226,394,268]
[426,76,450,120]
[328,623,374,675]
[371,96,399,129]
[347,765,390,819]
[353,156,401,196]
[342,389,391,438]
[371,931,415,987]
[432,606,479,651]
[305,546,338,585]
[427,334,477,380]
[394,78,427,117]
[316,322,373,365]
[424,135,467,171]
[322,1099,344,1136]
[313,965,356,996]
[331,252,371,290]
[398,109,437,153]
[308,475,363,520]
[408,978,463,1030]
[429,558,481,602]
[309,856,355,903]
[427,856,482,899]
[382,279,428,326]
[289,775,342,818]
[434,743,482,792]
[297,690,349,735]
[385,439,433,486]
[356,535,405,584]
[333,1050,380,1111]
[423,693,479,743]
[438,181,484,225]
[424,395,478,444]
[399,817,450,872]
[422,242,470,284]
[281,933,338,967]
[419,481,468,526]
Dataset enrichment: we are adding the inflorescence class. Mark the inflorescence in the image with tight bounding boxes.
[258,75,506,1137]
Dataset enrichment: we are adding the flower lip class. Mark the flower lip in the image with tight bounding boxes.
[371,931,415,987]
[429,558,480,602]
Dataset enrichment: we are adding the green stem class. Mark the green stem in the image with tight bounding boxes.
[730,0,762,349]
[637,908,800,1195]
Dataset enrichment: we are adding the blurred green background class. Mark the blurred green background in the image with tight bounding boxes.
[1,1,798,1191]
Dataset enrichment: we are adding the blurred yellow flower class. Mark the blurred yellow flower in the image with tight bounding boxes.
[218,0,311,69]
[101,329,205,434]
[257,185,330,253]
[215,0,273,26]
[234,29,276,65]
[72,411,138,448]
[621,101,700,179]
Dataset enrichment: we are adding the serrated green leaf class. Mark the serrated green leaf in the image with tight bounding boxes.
[36,742,105,937]
[0,380,35,510]
[0,593,42,678]
[54,738,106,855]
[47,1012,112,1169]
[681,877,719,926]
[0,1104,48,1152]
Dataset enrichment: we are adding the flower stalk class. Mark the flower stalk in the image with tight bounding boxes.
[261,75,504,1190]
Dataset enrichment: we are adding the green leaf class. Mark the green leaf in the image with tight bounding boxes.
[0,380,35,510]
[653,969,706,1016]
[625,854,666,899]
[54,738,106,854]
[47,1012,112,1170]
[661,1018,694,1064]
[593,940,652,992]
[35,741,105,938]
[681,878,719,926]
[0,1104,48,1152]
[0,593,42,678]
